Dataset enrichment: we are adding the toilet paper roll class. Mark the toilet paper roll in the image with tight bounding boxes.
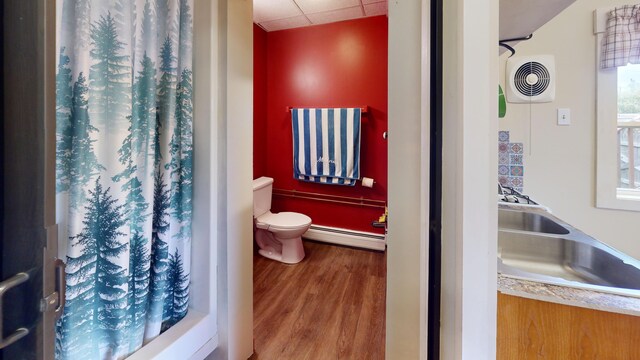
[362,177,375,188]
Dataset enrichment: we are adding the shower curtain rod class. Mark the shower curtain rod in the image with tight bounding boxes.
[273,188,386,209]
[286,106,368,114]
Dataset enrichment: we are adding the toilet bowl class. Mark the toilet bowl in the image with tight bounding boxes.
[253,177,311,264]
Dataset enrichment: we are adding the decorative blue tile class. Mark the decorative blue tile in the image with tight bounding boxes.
[510,142,523,154]
[508,176,523,191]
[498,132,525,191]
[509,154,523,165]
[499,131,510,143]
[499,153,509,165]
[510,166,524,177]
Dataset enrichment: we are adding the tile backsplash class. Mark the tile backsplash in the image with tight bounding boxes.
[498,131,524,192]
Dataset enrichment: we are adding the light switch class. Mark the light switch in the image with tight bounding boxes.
[557,108,571,125]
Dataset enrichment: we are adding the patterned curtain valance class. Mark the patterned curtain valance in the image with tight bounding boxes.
[601,4,640,69]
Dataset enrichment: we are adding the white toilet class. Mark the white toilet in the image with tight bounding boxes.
[253,177,312,264]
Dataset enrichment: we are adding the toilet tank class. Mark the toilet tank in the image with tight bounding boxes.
[253,177,274,217]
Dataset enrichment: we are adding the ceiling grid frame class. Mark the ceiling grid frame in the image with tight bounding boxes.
[254,0,387,32]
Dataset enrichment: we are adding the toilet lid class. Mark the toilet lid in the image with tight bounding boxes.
[256,212,311,229]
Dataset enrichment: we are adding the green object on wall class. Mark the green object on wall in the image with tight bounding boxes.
[499,85,506,118]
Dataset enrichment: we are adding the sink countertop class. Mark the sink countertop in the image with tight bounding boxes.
[498,274,640,317]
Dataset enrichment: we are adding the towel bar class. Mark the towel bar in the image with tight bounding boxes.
[286,106,368,114]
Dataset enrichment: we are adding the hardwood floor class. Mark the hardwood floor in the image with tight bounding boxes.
[251,240,386,360]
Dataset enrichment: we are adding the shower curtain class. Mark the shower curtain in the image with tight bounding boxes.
[54,0,193,358]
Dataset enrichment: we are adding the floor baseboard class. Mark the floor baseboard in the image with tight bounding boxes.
[303,225,386,251]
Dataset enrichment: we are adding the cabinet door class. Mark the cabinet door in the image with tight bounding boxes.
[498,293,640,359]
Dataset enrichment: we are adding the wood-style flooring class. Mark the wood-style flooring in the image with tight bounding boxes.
[251,240,386,360]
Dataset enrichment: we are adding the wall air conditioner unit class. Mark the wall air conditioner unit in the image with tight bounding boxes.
[506,55,555,103]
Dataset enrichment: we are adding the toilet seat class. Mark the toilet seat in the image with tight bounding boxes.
[256,212,311,230]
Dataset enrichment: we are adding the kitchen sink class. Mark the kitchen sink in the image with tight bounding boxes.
[499,208,569,235]
[498,204,640,297]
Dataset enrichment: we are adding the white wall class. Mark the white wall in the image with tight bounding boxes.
[209,0,254,359]
[387,0,429,358]
[441,0,498,358]
[225,0,254,358]
[499,0,640,259]
[191,0,216,327]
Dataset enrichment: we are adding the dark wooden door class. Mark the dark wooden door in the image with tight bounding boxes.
[1,1,59,359]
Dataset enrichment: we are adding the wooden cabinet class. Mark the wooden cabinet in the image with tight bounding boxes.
[497,293,640,359]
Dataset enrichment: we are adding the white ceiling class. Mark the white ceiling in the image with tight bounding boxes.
[254,0,388,32]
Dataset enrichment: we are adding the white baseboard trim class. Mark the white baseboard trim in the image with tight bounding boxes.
[303,225,386,251]
[189,334,219,360]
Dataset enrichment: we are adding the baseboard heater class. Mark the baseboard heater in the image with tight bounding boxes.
[303,225,386,251]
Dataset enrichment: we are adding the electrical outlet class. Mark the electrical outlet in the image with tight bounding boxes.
[557,108,571,125]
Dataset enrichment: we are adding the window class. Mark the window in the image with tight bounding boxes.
[617,64,640,190]
[595,8,640,211]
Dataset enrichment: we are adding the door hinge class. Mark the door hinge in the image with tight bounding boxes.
[42,259,65,319]
[41,292,59,313]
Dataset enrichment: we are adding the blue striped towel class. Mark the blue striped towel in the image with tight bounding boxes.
[291,108,361,186]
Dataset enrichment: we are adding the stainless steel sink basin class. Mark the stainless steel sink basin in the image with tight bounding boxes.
[499,208,569,235]
[498,204,640,297]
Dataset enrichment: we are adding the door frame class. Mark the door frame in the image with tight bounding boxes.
[386,0,431,358]
[440,0,499,359]
[216,1,434,357]
[215,0,499,358]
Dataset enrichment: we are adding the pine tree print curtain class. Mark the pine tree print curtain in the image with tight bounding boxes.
[55,0,193,358]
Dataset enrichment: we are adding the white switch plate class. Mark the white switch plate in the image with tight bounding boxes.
[557,108,571,125]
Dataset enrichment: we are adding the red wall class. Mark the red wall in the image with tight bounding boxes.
[254,24,268,177]
[254,17,388,233]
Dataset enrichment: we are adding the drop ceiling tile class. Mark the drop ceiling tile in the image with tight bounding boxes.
[259,15,312,32]
[307,6,364,25]
[254,0,304,23]
[364,2,387,16]
[295,0,361,15]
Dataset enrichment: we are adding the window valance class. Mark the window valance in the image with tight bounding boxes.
[601,4,640,69]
